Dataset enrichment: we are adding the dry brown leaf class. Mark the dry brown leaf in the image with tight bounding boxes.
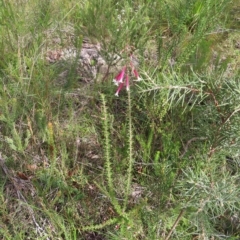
[17,172,29,180]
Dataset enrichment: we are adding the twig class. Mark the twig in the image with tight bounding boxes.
[165,209,185,240]
[180,137,207,159]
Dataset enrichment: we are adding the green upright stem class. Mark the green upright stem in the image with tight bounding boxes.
[101,94,113,194]
[123,89,134,212]
[100,94,124,217]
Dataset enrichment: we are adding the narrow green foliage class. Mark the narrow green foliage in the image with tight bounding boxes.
[81,217,119,232]
[94,182,125,219]
[100,94,114,195]
[0,0,239,239]
[123,89,134,211]
[97,92,136,219]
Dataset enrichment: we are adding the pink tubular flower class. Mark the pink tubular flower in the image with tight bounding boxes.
[125,74,130,91]
[113,66,126,86]
[113,53,141,96]
[133,68,141,81]
[115,82,124,97]
[130,61,141,81]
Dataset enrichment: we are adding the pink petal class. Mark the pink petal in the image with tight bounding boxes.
[115,82,124,96]
[130,62,141,81]
[113,66,126,85]
[133,69,140,79]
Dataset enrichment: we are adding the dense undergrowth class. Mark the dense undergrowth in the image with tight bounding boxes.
[0,0,240,239]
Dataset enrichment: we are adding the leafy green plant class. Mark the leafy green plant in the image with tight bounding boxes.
[0,0,239,239]
[82,90,137,231]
